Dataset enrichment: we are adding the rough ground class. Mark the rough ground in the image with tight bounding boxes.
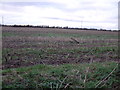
[2,26,119,69]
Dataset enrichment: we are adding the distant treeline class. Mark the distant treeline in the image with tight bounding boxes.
[1,24,119,32]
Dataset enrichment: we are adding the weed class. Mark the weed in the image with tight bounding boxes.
[2,62,119,88]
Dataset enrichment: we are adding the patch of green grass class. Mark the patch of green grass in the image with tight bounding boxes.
[60,46,118,56]
[2,32,17,37]
[2,62,119,88]
[2,46,118,64]
[32,33,118,39]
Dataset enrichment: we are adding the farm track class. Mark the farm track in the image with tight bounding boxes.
[2,26,119,69]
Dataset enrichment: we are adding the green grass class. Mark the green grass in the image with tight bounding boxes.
[3,46,118,55]
[32,33,118,39]
[2,62,120,88]
[2,46,118,64]
[3,31,118,39]
[2,32,17,37]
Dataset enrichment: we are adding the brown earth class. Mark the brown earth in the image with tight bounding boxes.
[2,26,119,69]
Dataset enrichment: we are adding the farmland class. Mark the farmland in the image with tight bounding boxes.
[2,26,120,88]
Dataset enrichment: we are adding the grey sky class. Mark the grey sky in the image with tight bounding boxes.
[0,0,119,30]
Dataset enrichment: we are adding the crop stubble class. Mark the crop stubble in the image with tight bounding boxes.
[2,26,119,69]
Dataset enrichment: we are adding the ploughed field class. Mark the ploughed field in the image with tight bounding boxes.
[2,26,120,88]
[2,26,119,69]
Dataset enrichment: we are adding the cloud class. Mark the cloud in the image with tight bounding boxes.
[0,0,119,30]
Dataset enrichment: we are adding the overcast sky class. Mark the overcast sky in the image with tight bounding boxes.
[0,0,119,30]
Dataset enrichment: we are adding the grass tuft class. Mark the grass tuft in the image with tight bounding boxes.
[2,62,119,88]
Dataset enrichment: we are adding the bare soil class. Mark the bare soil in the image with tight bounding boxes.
[2,26,119,69]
